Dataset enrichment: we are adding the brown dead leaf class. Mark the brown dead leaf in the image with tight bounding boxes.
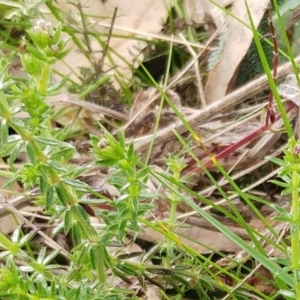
[125,88,181,138]
[0,214,23,235]
[145,285,161,300]
[205,0,270,104]
[246,265,277,294]
[183,0,232,26]
[47,89,128,132]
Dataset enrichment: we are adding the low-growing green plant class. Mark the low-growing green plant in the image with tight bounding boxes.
[0,18,156,299]
[0,0,300,299]
[268,137,300,300]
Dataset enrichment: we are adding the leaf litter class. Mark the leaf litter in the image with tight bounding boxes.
[1,0,300,298]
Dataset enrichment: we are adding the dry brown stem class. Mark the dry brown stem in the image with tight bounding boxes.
[132,55,300,152]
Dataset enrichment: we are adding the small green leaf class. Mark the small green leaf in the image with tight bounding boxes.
[0,92,12,119]
[269,179,289,188]
[64,209,72,234]
[8,142,23,165]
[37,247,47,264]
[71,221,81,246]
[127,143,134,160]
[52,222,64,237]
[172,265,192,271]
[48,160,67,172]
[61,179,88,190]
[45,186,55,210]
[26,142,36,164]
[26,30,45,49]
[136,167,150,180]
[271,204,292,222]
[89,245,98,270]
[44,249,61,265]
[64,265,83,282]
[146,266,174,275]
[73,205,95,238]
[90,135,100,145]
[0,251,10,260]
[0,120,8,146]
[47,75,70,95]
[268,156,287,167]
[20,50,44,73]
[291,223,299,236]
[279,168,293,177]
[11,226,21,243]
[19,230,36,246]
[118,131,126,148]
[57,38,70,51]
[39,175,48,194]
[78,75,109,99]
[277,289,296,299]
[117,262,139,276]
[0,232,19,254]
[55,183,68,206]
[51,23,62,45]
[281,187,293,196]
[45,56,58,64]
[74,204,89,223]
[34,136,64,146]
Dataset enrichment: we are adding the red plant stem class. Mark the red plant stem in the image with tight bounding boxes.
[266,9,279,125]
[185,102,296,175]
[184,11,291,176]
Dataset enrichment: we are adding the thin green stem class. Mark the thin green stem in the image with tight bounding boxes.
[40,63,51,95]
[72,205,97,239]
[166,168,181,266]
[96,244,106,285]
[0,93,12,119]
[291,170,300,297]
[31,140,48,162]
[144,37,173,166]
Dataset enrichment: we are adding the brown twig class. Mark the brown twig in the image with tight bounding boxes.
[97,7,118,74]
